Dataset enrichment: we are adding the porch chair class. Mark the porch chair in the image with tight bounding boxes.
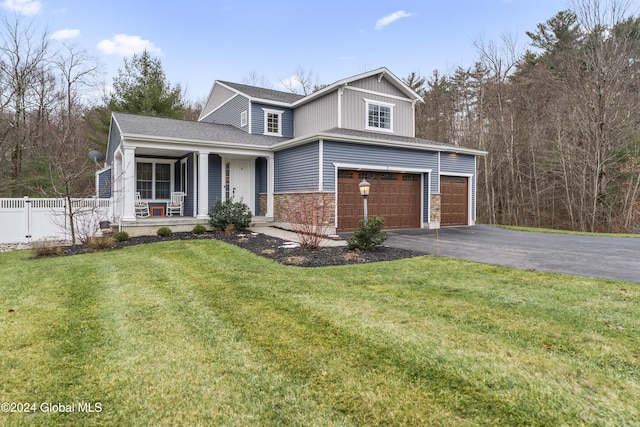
[135,192,150,217]
[167,192,185,216]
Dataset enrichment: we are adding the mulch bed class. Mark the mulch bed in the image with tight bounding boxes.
[53,231,419,267]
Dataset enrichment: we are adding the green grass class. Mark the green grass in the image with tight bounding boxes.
[499,224,640,238]
[1,240,638,426]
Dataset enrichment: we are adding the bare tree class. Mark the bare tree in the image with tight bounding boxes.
[281,67,320,95]
[0,14,51,196]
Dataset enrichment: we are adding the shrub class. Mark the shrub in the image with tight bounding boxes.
[286,192,333,250]
[157,227,173,237]
[347,216,388,251]
[192,224,207,234]
[209,198,252,231]
[31,238,64,257]
[113,231,129,242]
[88,236,116,251]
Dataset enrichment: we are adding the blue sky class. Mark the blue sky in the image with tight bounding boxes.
[4,0,640,102]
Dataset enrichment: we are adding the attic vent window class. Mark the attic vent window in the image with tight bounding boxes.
[240,110,247,127]
[364,99,394,132]
[262,107,283,136]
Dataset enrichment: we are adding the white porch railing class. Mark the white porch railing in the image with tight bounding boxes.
[0,197,112,244]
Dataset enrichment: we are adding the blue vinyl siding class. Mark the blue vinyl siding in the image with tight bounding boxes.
[252,102,294,137]
[439,153,477,221]
[208,154,222,209]
[274,142,319,192]
[322,141,438,191]
[201,94,250,132]
[98,168,112,198]
[185,153,195,217]
[106,120,121,164]
[323,141,439,223]
[255,157,267,215]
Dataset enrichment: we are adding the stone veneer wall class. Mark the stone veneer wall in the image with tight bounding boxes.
[272,192,335,224]
[430,194,441,227]
[259,193,267,217]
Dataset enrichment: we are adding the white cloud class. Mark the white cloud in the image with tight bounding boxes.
[50,28,80,41]
[97,34,162,56]
[2,0,42,16]
[278,75,302,93]
[374,10,413,30]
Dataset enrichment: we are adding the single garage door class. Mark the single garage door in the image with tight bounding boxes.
[440,176,468,226]
[337,170,421,231]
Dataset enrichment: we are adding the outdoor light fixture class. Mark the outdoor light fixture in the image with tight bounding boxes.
[358,178,371,222]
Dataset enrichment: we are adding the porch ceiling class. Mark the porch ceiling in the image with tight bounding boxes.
[134,147,192,158]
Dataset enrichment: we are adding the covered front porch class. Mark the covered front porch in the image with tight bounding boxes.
[109,142,275,228]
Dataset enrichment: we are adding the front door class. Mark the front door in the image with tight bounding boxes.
[229,159,253,211]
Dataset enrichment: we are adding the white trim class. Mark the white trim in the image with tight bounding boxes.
[439,172,474,226]
[247,99,252,134]
[318,139,324,191]
[346,85,415,104]
[240,110,247,128]
[337,84,346,128]
[135,158,176,201]
[197,151,210,219]
[261,107,284,136]
[364,98,394,133]
[332,162,432,174]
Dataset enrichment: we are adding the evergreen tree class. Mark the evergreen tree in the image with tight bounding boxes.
[109,49,184,118]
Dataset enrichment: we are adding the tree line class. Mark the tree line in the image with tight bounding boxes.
[0,14,193,200]
[411,1,640,232]
[1,1,638,233]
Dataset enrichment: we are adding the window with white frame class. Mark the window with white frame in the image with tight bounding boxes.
[136,161,172,199]
[365,99,394,131]
[262,108,283,136]
[240,110,247,127]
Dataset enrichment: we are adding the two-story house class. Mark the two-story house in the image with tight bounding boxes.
[98,67,486,235]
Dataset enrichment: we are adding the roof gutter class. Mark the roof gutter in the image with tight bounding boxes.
[271,131,488,157]
[121,133,273,152]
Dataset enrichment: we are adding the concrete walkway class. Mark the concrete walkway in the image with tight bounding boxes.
[249,226,346,247]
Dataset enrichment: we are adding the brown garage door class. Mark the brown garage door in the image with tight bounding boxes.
[337,170,421,231]
[440,176,468,226]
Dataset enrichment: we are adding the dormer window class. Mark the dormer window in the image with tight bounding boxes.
[365,99,394,132]
[262,108,283,136]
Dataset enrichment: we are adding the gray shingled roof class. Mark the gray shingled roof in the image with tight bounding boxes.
[112,112,287,147]
[219,81,305,104]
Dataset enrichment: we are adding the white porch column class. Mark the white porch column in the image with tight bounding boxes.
[267,154,274,218]
[122,146,136,221]
[197,151,210,219]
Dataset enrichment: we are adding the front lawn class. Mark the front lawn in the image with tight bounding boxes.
[1,240,638,426]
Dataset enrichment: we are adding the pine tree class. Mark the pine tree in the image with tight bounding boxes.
[109,49,184,118]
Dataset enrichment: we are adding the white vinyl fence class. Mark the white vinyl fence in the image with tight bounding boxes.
[0,197,112,244]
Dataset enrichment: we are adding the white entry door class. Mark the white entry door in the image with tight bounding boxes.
[230,159,253,211]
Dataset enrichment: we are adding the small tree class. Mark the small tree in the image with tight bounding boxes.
[286,192,333,249]
[347,216,388,251]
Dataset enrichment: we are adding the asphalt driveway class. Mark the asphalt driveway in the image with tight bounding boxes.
[385,225,640,283]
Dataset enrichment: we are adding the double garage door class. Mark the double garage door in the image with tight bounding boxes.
[337,170,469,231]
[337,170,421,231]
